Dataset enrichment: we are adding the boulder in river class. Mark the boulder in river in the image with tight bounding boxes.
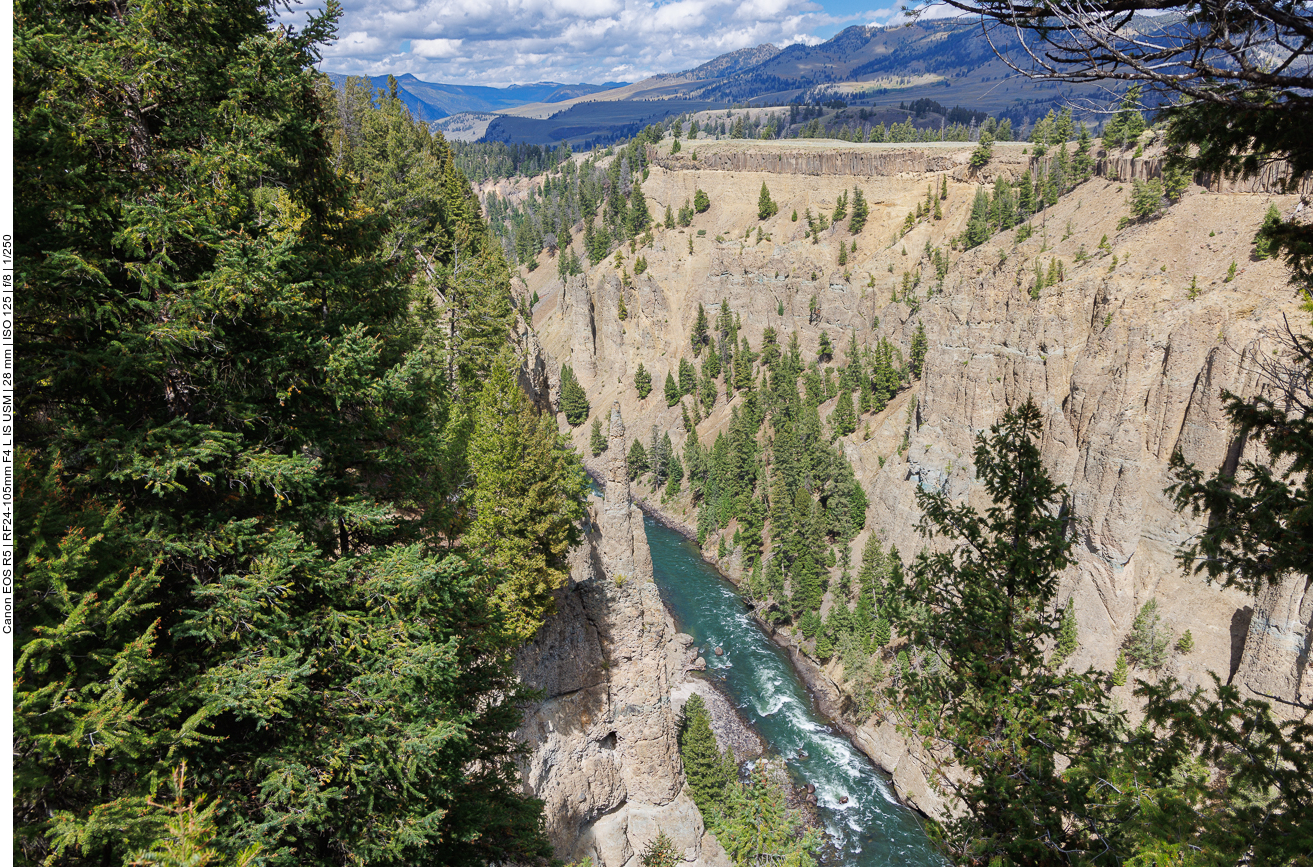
[805,783,815,794]
[839,795,849,804]
[714,647,724,656]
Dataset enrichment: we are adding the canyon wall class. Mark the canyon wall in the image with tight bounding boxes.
[513,403,728,867]
[522,139,1311,816]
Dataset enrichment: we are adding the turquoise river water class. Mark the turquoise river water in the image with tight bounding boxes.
[642,513,944,867]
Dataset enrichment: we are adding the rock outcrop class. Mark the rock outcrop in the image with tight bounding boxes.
[514,405,728,866]
[1235,574,1313,711]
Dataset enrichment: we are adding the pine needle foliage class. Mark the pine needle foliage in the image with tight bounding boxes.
[887,400,1118,864]
[13,1,561,863]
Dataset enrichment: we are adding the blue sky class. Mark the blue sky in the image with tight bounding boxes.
[287,0,954,88]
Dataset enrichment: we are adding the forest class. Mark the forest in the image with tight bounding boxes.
[14,0,585,863]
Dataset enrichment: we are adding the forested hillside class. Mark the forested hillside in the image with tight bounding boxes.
[13,1,585,864]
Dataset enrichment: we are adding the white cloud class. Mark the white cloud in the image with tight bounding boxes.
[411,38,464,58]
[278,0,894,85]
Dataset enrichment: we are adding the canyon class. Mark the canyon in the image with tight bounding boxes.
[511,136,1310,841]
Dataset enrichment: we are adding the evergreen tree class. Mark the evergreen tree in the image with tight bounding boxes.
[468,364,589,641]
[831,389,857,439]
[817,331,834,362]
[692,303,710,355]
[560,364,591,425]
[887,401,1116,863]
[665,449,685,497]
[1123,599,1171,669]
[665,370,681,406]
[849,187,869,234]
[970,129,995,169]
[13,5,557,861]
[629,182,650,234]
[1017,169,1036,220]
[635,361,652,399]
[678,695,736,814]
[1073,125,1094,183]
[694,188,711,213]
[680,357,698,394]
[628,438,650,480]
[758,182,779,220]
[1253,203,1282,259]
[1053,597,1079,666]
[591,416,607,455]
[873,616,893,650]
[909,322,928,379]
[966,185,992,248]
[640,833,681,867]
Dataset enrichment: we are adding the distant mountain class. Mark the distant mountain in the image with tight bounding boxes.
[320,72,628,121]
[343,21,1122,146]
[679,43,782,80]
[687,23,1031,104]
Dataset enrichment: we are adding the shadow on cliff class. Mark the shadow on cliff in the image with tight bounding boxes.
[1229,605,1254,684]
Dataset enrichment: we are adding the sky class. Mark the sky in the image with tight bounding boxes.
[285,0,958,88]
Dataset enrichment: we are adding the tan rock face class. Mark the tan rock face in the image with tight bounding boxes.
[515,405,726,866]
[1235,575,1313,712]
[522,140,1312,816]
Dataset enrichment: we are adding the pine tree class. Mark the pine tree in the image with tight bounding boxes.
[758,182,779,219]
[680,357,698,395]
[1017,169,1036,219]
[692,303,710,355]
[635,361,652,399]
[1053,597,1079,666]
[1112,651,1129,686]
[640,832,681,867]
[1253,203,1282,259]
[560,364,591,425]
[665,370,681,406]
[966,185,992,248]
[678,695,736,813]
[909,322,928,378]
[887,400,1115,862]
[873,616,892,649]
[468,364,589,640]
[628,438,650,480]
[629,182,650,234]
[1175,629,1194,654]
[817,331,833,362]
[970,129,995,169]
[1124,599,1171,669]
[1073,126,1094,183]
[694,188,711,212]
[831,389,857,439]
[850,187,869,234]
[591,416,607,455]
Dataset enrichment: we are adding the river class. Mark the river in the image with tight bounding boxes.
[642,513,944,867]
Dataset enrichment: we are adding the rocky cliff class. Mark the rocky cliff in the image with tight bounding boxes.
[522,138,1311,817]
[513,403,729,867]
